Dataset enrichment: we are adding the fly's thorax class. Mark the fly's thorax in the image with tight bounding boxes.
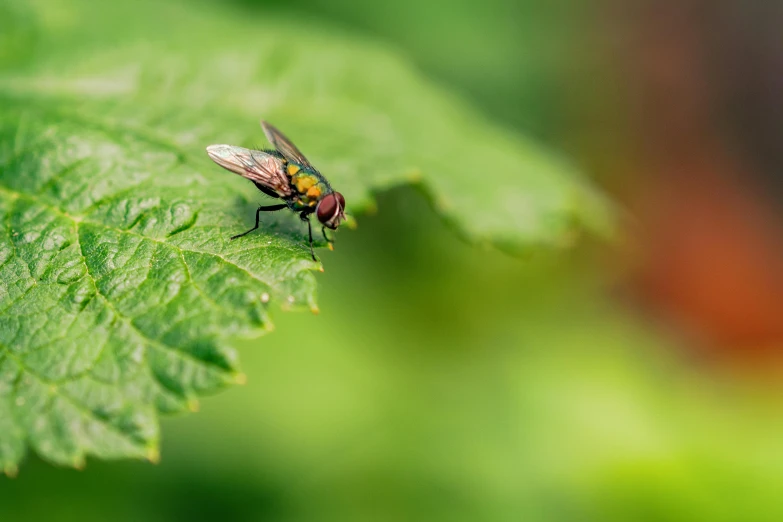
[289,165,330,207]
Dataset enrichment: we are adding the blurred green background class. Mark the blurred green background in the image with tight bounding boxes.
[3,0,783,520]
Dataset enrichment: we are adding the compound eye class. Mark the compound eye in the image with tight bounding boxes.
[316,194,338,224]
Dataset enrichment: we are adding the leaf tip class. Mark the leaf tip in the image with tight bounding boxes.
[146,446,161,464]
[187,398,200,412]
[3,464,19,478]
[435,198,453,213]
[73,456,86,470]
[344,214,359,228]
[233,372,248,385]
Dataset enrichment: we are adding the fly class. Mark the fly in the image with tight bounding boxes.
[206,121,346,261]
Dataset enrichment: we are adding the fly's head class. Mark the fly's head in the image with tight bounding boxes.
[316,192,345,230]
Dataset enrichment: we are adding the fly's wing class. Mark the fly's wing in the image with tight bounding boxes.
[206,144,292,197]
[261,121,316,171]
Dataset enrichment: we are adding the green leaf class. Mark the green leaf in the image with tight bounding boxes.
[0,0,613,471]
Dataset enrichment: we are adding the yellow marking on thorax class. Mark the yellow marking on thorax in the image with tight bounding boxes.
[295,175,316,193]
[287,164,300,176]
[306,186,321,200]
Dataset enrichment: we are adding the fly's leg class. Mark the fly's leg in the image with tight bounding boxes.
[231,204,287,240]
[300,212,316,261]
[321,226,335,251]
